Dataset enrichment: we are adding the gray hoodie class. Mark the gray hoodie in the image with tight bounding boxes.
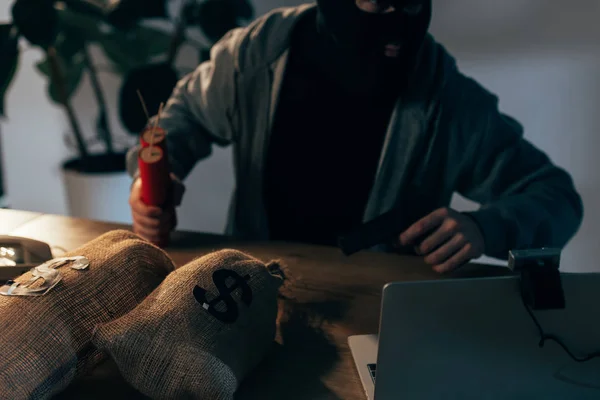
[127,4,583,260]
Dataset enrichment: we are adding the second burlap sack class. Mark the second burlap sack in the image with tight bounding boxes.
[0,230,175,400]
[92,249,287,400]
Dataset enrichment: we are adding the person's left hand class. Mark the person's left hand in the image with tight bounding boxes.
[397,208,485,273]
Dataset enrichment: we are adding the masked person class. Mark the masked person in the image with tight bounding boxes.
[127,1,583,273]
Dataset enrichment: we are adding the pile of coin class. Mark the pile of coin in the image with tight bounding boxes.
[0,256,90,297]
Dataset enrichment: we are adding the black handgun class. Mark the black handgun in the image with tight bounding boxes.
[337,204,427,256]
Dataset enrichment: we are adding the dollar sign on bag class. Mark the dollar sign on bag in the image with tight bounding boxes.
[193,269,253,323]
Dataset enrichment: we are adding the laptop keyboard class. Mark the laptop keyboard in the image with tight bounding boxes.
[367,363,377,384]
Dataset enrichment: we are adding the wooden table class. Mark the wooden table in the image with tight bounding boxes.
[1,209,510,399]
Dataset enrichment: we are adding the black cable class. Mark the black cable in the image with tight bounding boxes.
[521,293,600,363]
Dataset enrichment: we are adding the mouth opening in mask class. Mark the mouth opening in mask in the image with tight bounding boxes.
[316,0,432,61]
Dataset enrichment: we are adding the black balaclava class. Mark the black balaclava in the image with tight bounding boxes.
[314,0,432,95]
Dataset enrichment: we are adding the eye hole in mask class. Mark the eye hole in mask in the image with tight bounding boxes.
[362,0,424,15]
[402,2,423,15]
[359,0,395,14]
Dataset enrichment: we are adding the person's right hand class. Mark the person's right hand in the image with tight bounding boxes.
[129,177,176,243]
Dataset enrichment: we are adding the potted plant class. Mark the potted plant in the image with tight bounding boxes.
[0,0,253,221]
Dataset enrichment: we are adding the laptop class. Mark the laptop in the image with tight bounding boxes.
[349,274,600,399]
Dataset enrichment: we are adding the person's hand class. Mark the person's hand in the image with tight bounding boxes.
[129,177,177,243]
[398,207,485,273]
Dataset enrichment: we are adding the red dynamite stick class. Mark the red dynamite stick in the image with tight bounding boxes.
[140,126,170,167]
[140,126,167,149]
[139,146,170,207]
[138,146,171,247]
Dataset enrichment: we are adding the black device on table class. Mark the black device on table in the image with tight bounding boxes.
[337,197,430,256]
[337,207,409,256]
[0,236,53,281]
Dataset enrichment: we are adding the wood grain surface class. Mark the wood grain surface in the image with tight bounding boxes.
[1,209,510,399]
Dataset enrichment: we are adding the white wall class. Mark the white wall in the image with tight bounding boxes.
[429,0,600,272]
[1,0,599,272]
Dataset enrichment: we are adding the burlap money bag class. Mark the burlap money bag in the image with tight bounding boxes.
[0,230,175,400]
[92,249,286,400]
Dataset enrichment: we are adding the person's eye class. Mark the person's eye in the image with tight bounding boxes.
[403,3,423,15]
[368,0,396,13]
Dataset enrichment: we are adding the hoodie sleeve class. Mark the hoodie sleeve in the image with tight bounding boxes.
[126,29,241,182]
[449,74,583,260]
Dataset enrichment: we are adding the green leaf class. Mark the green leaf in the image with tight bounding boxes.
[0,24,20,118]
[191,0,239,44]
[31,6,107,104]
[53,5,173,76]
[98,23,173,74]
[35,30,87,104]
[127,23,174,56]
[104,0,169,29]
[19,3,175,106]
[11,0,58,48]
[55,6,106,43]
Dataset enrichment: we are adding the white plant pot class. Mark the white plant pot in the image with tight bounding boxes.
[62,164,133,225]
